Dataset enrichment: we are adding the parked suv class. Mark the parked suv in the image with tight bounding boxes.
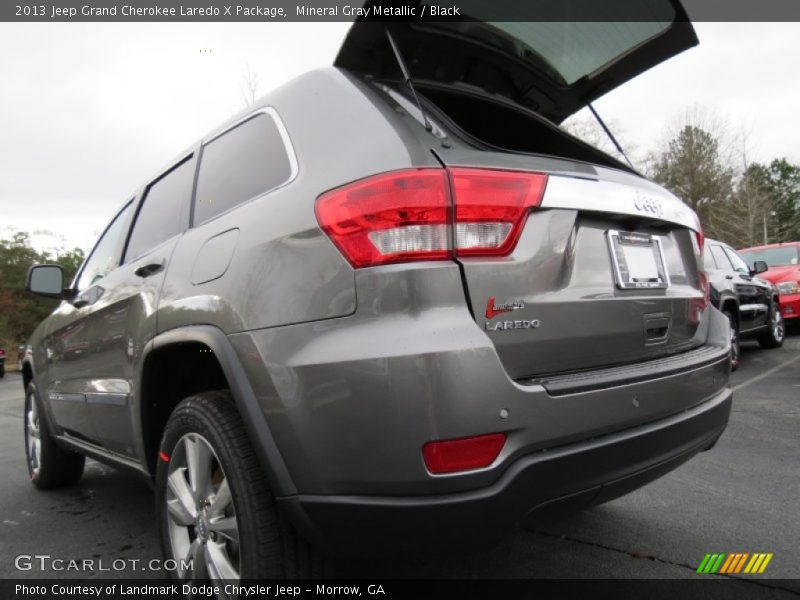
[704,238,784,369]
[23,7,732,581]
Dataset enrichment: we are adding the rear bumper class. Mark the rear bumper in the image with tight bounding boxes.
[279,387,731,555]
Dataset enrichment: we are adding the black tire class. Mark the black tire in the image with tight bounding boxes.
[156,390,324,581]
[24,382,85,489]
[723,311,740,372]
[0,366,4,378]
[757,300,785,349]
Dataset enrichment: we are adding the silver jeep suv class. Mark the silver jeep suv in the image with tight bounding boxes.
[22,5,731,580]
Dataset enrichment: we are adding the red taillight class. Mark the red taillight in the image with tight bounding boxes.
[451,168,548,256]
[689,270,710,325]
[315,169,450,268]
[422,432,506,474]
[695,231,705,255]
[315,168,548,267]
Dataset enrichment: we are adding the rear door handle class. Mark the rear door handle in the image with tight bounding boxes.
[725,275,734,279]
[134,259,165,278]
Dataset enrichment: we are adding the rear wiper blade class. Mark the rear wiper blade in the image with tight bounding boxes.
[385,27,433,133]
[588,103,634,170]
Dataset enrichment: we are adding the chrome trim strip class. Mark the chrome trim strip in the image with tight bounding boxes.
[541,175,698,230]
[48,392,84,403]
[85,393,129,406]
[739,303,769,312]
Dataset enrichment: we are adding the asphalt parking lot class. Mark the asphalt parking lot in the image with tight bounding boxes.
[0,331,798,593]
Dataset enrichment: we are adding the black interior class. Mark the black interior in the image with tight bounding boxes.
[418,83,634,172]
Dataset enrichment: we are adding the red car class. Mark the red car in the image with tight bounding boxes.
[739,242,800,320]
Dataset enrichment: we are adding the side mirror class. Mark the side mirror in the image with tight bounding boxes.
[26,264,66,298]
[751,260,768,275]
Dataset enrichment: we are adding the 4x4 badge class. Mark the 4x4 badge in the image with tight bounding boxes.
[484,297,539,331]
[485,297,525,319]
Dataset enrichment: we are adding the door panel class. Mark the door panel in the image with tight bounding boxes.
[724,246,769,332]
[81,153,196,457]
[42,202,135,441]
[81,241,178,456]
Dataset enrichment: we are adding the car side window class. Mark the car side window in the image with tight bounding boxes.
[724,247,751,273]
[710,245,733,270]
[125,156,196,262]
[703,247,717,271]
[75,202,135,292]
[193,112,293,226]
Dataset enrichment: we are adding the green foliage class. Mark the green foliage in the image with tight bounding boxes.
[0,232,84,347]
[747,158,800,243]
[650,125,734,233]
[650,124,799,248]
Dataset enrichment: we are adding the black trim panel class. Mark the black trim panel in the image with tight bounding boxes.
[524,343,729,396]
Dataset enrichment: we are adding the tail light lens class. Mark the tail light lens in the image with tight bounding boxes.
[422,432,506,474]
[316,168,548,267]
[687,211,708,324]
[695,231,705,256]
[451,168,548,256]
[315,169,450,268]
[689,270,710,325]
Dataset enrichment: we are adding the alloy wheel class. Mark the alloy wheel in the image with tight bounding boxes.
[25,391,41,477]
[165,433,240,581]
[730,322,740,368]
[772,305,785,343]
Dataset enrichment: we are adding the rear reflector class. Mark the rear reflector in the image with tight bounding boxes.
[316,168,548,267]
[422,432,506,474]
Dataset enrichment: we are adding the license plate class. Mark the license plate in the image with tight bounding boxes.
[607,230,669,289]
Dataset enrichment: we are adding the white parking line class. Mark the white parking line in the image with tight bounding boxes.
[732,354,800,392]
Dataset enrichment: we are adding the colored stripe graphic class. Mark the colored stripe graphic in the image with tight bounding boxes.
[745,554,761,573]
[699,553,773,574]
[745,553,774,574]
[697,554,713,573]
[759,553,773,573]
[698,553,728,573]
[733,553,750,573]
[720,554,736,574]
[711,554,726,573]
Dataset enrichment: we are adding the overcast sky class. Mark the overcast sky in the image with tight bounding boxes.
[1,21,798,253]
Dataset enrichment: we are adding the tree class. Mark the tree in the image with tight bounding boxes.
[240,65,260,107]
[649,125,734,236]
[0,232,84,346]
[561,115,638,167]
[707,166,773,248]
[747,158,800,243]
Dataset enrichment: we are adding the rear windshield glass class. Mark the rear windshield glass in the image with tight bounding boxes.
[739,246,799,267]
[417,6,673,85]
[488,22,671,85]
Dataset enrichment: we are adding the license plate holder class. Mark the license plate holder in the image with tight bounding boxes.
[607,230,669,290]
